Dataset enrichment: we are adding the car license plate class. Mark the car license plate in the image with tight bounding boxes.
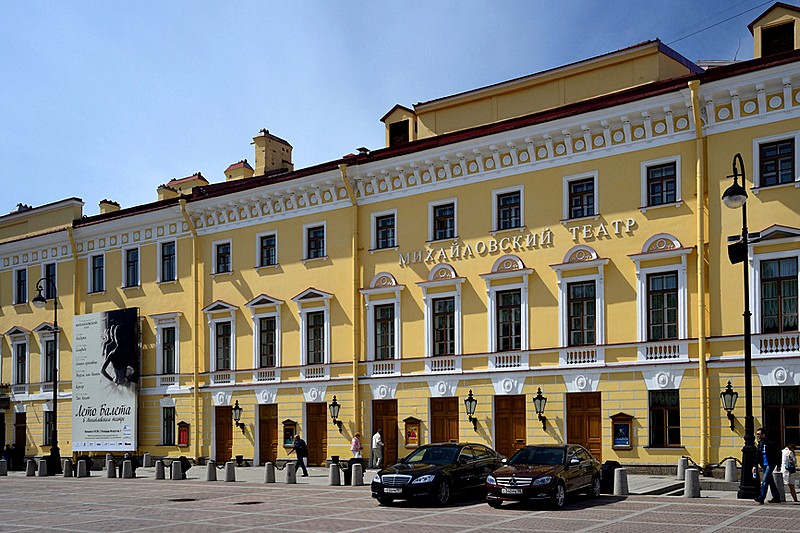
[501,488,523,495]
[384,488,403,494]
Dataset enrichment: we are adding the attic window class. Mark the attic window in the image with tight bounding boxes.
[389,120,409,147]
[762,22,794,56]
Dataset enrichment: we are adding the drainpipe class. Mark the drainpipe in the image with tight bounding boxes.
[67,227,81,316]
[339,164,361,435]
[689,80,709,468]
[179,199,201,461]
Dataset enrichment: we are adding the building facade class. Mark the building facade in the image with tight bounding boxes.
[2,4,800,470]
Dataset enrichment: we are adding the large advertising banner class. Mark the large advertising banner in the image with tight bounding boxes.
[72,308,140,451]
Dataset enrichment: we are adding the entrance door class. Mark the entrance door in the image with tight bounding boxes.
[306,402,327,466]
[0,413,5,450]
[372,399,398,466]
[566,392,602,461]
[495,395,526,458]
[431,397,459,443]
[258,404,278,465]
[215,406,233,464]
[14,412,26,447]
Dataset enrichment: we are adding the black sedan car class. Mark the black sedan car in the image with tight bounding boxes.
[371,442,505,505]
[485,444,601,509]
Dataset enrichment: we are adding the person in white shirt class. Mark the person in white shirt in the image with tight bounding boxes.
[371,429,384,468]
[778,443,798,502]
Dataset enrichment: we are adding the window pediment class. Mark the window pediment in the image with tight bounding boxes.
[628,233,692,266]
[3,326,30,340]
[202,300,237,317]
[291,288,333,303]
[551,246,608,275]
[361,272,405,298]
[245,294,284,309]
[417,264,465,290]
[480,255,532,282]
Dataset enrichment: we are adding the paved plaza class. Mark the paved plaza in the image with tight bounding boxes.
[0,467,797,533]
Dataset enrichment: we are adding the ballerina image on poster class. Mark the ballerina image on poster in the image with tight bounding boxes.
[100,308,140,386]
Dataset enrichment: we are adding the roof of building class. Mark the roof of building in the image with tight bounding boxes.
[224,160,254,172]
[748,2,800,34]
[166,172,208,187]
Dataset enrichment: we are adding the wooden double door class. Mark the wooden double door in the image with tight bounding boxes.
[431,397,459,443]
[566,392,602,461]
[372,399,398,466]
[215,406,233,464]
[495,395,526,459]
[306,402,327,466]
[258,404,278,465]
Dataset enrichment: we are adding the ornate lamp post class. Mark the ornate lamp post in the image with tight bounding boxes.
[231,400,246,433]
[464,390,478,431]
[721,152,760,499]
[329,395,343,432]
[720,381,739,431]
[31,277,61,475]
[533,387,548,431]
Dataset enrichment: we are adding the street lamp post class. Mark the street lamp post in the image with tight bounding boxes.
[32,277,62,475]
[721,152,759,499]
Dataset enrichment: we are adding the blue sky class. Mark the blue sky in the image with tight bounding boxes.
[0,1,774,215]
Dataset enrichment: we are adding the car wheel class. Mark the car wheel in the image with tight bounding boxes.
[551,482,566,509]
[487,500,502,509]
[434,480,452,506]
[587,475,601,498]
[377,497,394,506]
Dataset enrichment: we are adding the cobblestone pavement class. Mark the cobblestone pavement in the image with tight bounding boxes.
[0,473,797,533]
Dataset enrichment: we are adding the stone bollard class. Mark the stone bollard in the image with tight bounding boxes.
[285,462,297,484]
[351,462,364,486]
[63,459,73,478]
[224,461,236,482]
[613,467,629,495]
[105,453,113,468]
[724,458,737,482]
[77,459,89,478]
[171,460,182,480]
[676,457,688,480]
[154,460,165,480]
[122,460,133,479]
[0,459,7,476]
[329,463,341,486]
[264,462,275,483]
[105,460,116,478]
[142,452,152,467]
[37,459,48,477]
[206,462,217,481]
[26,459,36,477]
[684,468,701,498]
[773,470,786,502]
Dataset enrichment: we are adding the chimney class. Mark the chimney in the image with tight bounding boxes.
[159,172,209,199]
[224,159,255,182]
[252,128,294,176]
[157,185,179,201]
[99,199,120,214]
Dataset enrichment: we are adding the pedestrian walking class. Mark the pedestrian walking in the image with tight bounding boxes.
[371,429,384,468]
[755,427,782,504]
[351,433,363,458]
[288,434,309,476]
[778,442,798,502]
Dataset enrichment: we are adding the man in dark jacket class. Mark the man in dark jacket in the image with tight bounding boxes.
[289,434,309,476]
[755,427,782,504]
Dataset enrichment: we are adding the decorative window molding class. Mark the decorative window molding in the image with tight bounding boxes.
[41,263,57,299]
[418,264,464,357]
[562,171,598,221]
[480,255,532,352]
[255,231,278,268]
[150,312,182,376]
[122,246,141,288]
[5,327,30,384]
[88,253,105,293]
[428,198,458,242]
[245,294,284,370]
[302,221,327,261]
[370,209,397,251]
[361,272,404,361]
[202,300,237,373]
[13,267,27,305]
[640,155,681,210]
[750,248,800,336]
[158,240,177,283]
[292,288,333,365]
[492,186,524,232]
[33,322,59,384]
[212,239,232,274]
[752,131,800,190]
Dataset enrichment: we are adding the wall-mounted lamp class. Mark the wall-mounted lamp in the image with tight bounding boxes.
[533,387,547,431]
[329,395,343,432]
[720,380,738,431]
[231,400,246,433]
[464,389,478,431]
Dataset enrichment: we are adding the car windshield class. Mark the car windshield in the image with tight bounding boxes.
[404,446,459,465]
[509,447,565,465]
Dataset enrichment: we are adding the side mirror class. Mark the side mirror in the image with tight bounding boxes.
[501,458,508,464]
[570,457,580,465]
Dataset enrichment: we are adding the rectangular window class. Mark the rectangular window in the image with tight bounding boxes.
[760,139,795,187]
[306,311,325,364]
[388,120,409,147]
[762,386,800,446]
[496,191,521,230]
[43,411,54,446]
[215,242,231,274]
[375,215,396,249]
[91,255,104,292]
[15,343,27,384]
[307,226,325,259]
[374,304,395,360]
[44,339,56,382]
[162,407,175,446]
[14,269,27,304]
[761,257,798,333]
[44,263,56,299]
[259,234,277,267]
[647,163,677,206]
[433,203,455,241]
[432,297,455,356]
[647,272,678,340]
[568,281,596,346]
[649,390,681,447]
[569,178,595,219]
[160,241,176,282]
[215,322,232,370]
[496,289,521,351]
[124,248,139,287]
[161,327,176,374]
[258,316,277,367]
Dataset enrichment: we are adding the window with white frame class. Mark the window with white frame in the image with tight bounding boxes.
[428,199,457,241]
[14,268,27,304]
[641,156,681,208]
[432,297,456,356]
[162,327,177,374]
[303,223,326,260]
[123,247,140,287]
[568,281,596,346]
[493,187,523,231]
[362,273,403,361]
[753,132,799,189]
[152,312,181,375]
[292,289,332,365]
[246,295,283,371]
[203,301,237,373]
[159,241,177,282]
[482,256,531,353]
[89,254,105,293]
[13,339,28,384]
[258,316,278,367]
[257,232,278,267]
[552,247,606,350]
[420,265,464,357]
[215,321,232,370]
[213,240,232,274]
[43,338,56,382]
[496,289,522,351]
[43,263,56,299]
[371,210,397,250]
[562,172,598,220]
[752,248,800,335]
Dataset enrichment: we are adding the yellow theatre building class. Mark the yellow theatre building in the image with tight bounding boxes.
[2,3,800,472]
